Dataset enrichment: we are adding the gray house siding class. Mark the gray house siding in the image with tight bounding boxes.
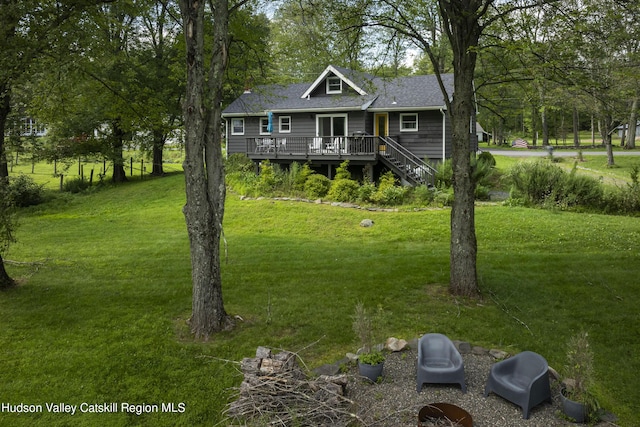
[386,110,451,161]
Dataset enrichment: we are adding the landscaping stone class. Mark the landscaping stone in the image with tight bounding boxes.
[385,337,408,352]
[359,218,374,227]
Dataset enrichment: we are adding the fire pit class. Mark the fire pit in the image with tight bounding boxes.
[418,403,473,427]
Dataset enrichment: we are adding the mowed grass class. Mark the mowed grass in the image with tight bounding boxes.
[1,170,639,425]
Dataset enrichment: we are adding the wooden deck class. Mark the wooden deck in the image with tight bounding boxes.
[246,136,380,162]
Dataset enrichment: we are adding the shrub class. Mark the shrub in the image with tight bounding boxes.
[304,174,330,199]
[225,153,254,174]
[477,151,496,168]
[409,184,435,205]
[435,160,453,189]
[357,182,376,204]
[328,179,360,202]
[293,163,314,192]
[62,177,91,193]
[257,160,280,195]
[8,174,45,206]
[507,160,566,205]
[334,160,351,180]
[372,172,406,205]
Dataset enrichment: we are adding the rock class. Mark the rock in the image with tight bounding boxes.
[346,352,359,362]
[489,349,509,360]
[360,219,374,227]
[240,357,261,373]
[472,346,489,355]
[456,341,472,354]
[256,346,272,359]
[313,363,340,376]
[548,366,561,382]
[385,337,408,352]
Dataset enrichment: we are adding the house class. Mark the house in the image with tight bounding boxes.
[476,122,490,143]
[222,65,477,185]
[617,122,640,139]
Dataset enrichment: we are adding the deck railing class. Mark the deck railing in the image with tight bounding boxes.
[379,136,437,185]
[246,136,378,156]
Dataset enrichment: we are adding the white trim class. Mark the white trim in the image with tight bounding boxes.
[326,76,342,94]
[259,117,271,135]
[231,118,245,135]
[400,113,419,132]
[279,116,291,133]
[301,65,368,99]
[315,113,348,137]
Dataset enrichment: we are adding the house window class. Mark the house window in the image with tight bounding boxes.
[317,114,347,137]
[260,117,271,135]
[231,118,245,135]
[400,113,418,132]
[279,116,291,133]
[326,76,342,94]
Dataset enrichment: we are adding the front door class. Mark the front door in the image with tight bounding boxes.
[374,113,388,137]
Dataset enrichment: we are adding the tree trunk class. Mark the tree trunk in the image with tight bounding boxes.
[439,0,479,297]
[572,105,580,147]
[151,129,165,176]
[0,253,15,289]
[627,97,637,149]
[111,120,128,183]
[0,85,11,179]
[180,0,231,339]
[599,115,615,166]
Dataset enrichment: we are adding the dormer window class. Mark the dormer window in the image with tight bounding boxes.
[326,76,342,94]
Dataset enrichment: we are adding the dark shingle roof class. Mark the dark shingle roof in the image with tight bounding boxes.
[222,66,453,116]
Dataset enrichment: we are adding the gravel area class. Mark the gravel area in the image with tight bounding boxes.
[346,349,613,427]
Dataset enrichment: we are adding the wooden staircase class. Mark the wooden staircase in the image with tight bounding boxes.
[378,136,437,186]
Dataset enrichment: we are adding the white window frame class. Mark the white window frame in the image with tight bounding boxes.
[279,116,291,133]
[259,117,271,135]
[326,76,342,94]
[316,113,348,137]
[400,113,418,132]
[231,118,245,135]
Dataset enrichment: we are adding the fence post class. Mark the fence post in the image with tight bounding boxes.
[130,157,133,176]
[60,174,64,191]
[140,159,144,179]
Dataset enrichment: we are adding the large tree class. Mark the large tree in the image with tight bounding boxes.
[363,0,559,296]
[179,0,240,338]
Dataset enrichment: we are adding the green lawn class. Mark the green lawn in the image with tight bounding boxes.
[1,166,639,425]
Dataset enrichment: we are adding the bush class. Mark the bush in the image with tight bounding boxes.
[372,172,406,206]
[293,163,314,192]
[225,153,254,174]
[435,160,453,189]
[410,184,435,205]
[328,179,360,202]
[8,175,45,206]
[357,182,376,204]
[62,177,91,193]
[507,161,604,210]
[304,174,331,199]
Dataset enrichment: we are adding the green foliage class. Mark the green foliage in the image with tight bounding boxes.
[507,160,601,209]
[293,163,314,192]
[62,177,91,193]
[477,151,496,168]
[371,171,406,205]
[358,351,385,366]
[435,159,453,189]
[409,184,435,205]
[333,160,352,180]
[327,160,359,202]
[8,175,45,207]
[225,153,254,174]
[304,174,331,199]
[564,331,600,423]
[357,182,376,203]
[352,301,373,353]
[257,161,279,195]
[327,179,360,202]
